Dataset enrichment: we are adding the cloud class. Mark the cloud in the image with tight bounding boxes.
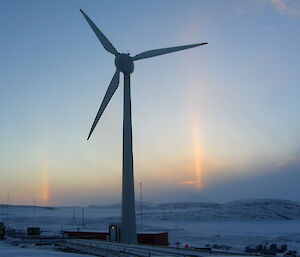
[178,180,196,185]
[237,0,300,18]
[269,0,300,16]
[197,156,300,203]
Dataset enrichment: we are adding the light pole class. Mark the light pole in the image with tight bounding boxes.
[33,197,36,218]
[6,192,9,219]
[140,182,143,232]
[82,207,85,230]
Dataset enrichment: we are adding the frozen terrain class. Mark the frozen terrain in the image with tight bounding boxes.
[0,242,94,257]
[1,199,300,254]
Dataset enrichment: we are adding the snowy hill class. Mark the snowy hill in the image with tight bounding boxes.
[81,199,300,222]
[223,199,300,220]
[140,199,300,222]
[1,199,300,224]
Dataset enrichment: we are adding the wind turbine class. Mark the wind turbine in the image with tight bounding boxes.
[80,9,207,244]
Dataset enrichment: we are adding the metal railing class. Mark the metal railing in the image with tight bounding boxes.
[63,238,206,257]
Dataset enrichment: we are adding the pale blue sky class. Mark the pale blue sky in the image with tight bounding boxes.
[0,0,300,205]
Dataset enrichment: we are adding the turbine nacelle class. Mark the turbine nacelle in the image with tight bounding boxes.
[115,53,134,74]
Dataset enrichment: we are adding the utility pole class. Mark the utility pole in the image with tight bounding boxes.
[6,192,9,218]
[140,182,143,231]
[33,197,36,218]
[82,207,85,230]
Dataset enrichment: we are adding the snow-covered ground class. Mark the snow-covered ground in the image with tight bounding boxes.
[1,199,300,254]
[0,242,94,257]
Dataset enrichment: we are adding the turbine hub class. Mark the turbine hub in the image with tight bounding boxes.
[115,53,134,74]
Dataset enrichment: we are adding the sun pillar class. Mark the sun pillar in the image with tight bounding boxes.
[41,153,50,205]
[193,123,202,190]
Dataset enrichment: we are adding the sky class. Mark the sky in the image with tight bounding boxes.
[0,0,300,206]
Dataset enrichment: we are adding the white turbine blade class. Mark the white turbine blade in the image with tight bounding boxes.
[87,70,120,140]
[132,42,207,61]
[80,9,118,55]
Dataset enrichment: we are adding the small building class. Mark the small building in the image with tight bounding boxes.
[27,227,40,236]
[63,230,168,246]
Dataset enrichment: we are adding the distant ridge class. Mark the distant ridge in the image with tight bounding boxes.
[86,199,300,221]
[141,198,300,221]
[2,199,300,221]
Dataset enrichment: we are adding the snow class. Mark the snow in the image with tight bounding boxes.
[0,242,93,257]
[1,199,300,255]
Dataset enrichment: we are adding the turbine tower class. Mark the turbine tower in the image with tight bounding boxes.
[80,9,207,244]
